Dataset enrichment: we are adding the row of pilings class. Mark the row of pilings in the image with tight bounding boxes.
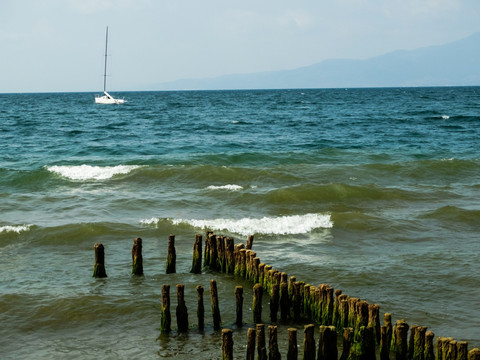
[92,232,480,359]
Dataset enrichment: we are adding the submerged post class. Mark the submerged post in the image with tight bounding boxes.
[166,234,176,274]
[268,325,281,360]
[222,329,234,360]
[190,234,202,274]
[132,237,143,275]
[253,283,263,324]
[160,284,171,333]
[176,284,188,332]
[287,328,298,360]
[246,327,256,360]
[196,285,205,331]
[93,243,107,278]
[256,324,267,360]
[246,234,254,250]
[235,286,243,327]
[303,324,316,360]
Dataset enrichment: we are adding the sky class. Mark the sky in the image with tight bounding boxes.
[1,0,480,93]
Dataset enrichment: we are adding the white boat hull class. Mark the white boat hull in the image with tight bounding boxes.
[95,91,125,104]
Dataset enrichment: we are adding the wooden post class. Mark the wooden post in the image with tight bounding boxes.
[246,234,254,249]
[216,235,225,272]
[424,331,435,360]
[210,279,221,330]
[209,234,218,271]
[356,300,369,329]
[413,326,427,360]
[235,286,243,327]
[270,283,280,323]
[457,341,468,360]
[222,329,233,360]
[436,337,446,360]
[348,297,359,329]
[468,349,480,360]
[253,257,260,284]
[176,284,188,332]
[333,289,342,327]
[409,324,419,360]
[368,303,381,345]
[268,325,281,360]
[447,340,458,360]
[253,283,263,324]
[392,319,409,360]
[287,328,298,360]
[380,326,389,360]
[257,324,267,360]
[93,243,107,278]
[340,327,354,360]
[196,285,204,331]
[160,284,171,333]
[225,237,235,274]
[322,286,334,325]
[132,237,143,275]
[303,324,316,360]
[292,281,301,321]
[190,234,202,274]
[280,282,289,322]
[239,249,247,278]
[318,325,338,360]
[338,295,349,331]
[246,327,256,360]
[384,313,393,355]
[204,231,212,268]
[166,234,176,274]
[234,243,245,277]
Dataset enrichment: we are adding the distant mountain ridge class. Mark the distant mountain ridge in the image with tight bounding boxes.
[152,32,480,90]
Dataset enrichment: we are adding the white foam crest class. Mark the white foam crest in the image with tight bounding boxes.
[441,115,450,119]
[46,164,141,180]
[207,184,243,191]
[0,224,32,234]
[171,213,333,236]
[139,217,160,225]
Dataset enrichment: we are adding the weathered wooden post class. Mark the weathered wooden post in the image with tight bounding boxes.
[348,297,359,329]
[384,313,393,353]
[225,237,235,274]
[209,234,218,271]
[257,324,267,360]
[303,324,316,360]
[280,281,289,322]
[424,331,435,360]
[166,234,176,274]
[468,348,480,360]
[392,319,409,360]
[368,303,381,345]
[268,325,281,360]
[340,327,354,360]
[322,286,334,325]
[160,284,171,333]
[457,341,468,360]
[235,286,243,327]
[333,289,342,327]
[217,235,225,272]
[196,285,204,331]
[253,257,260,284]
[222,329,233,360]
[204,231,212,268]
[190,234,202,274]
[413,326,427,360]
[287,328,298,360]
[409,324,419,360]
[210,279,221,330]
[132,237,143,275]
[239,248,247,278]
[246,327,256,360]
[292,281,301,321]
[270,283,280,323]
[246,234,254,249]
[338,295,349,331]
[318,325,338,360]
[380,325,390,360]
[234,243,245,276]
[176,284,188,332]
[93,243,107,278]
[253,283,263,324]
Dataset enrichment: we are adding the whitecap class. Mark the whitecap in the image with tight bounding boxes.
[46,164,141,181]
[170,213,333,236]
[206,184,243,191]
[0,224,32,234]
[139,217,160,225]
[441,115,450,120]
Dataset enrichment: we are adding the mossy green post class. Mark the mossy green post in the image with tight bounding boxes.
[333,289,342,328]
[348,297,359,329]
[288,276,296,317]
[340,327,353,360]
[318,325,338,360]
[234,244,244,277]
[176,284,188,332]
[239,249,247,278]
[391,319,409,360]
[270,283,279,323]
[338,295,350,331]
[380,326,389,360]
[468,348,480,360]
[413,326,427,360]
[257,324,267,360]
[424,331,435,360]
[166,234,176,274]
[221,329,233,360]
[253,283,263,324]
[246,328,256,360]
[268,325,281,360]
[93,243,107,278]
[323,286,334,325]
[303,324,316,360]
[235,285,243,327]
[216,235,225,272]
[409,325,419,360]
[160,284,171,333]
[292,281,301,321]
[209,234,218,271]
[303,284,311,318]
[225,237,235,274]
[287,328,298,360]
[210,279,221,330]
[456,341,468,360]
[258,263,265,287]
[196,285,204,331]
[368,303,381,345]
[190,234,202,274]
[246,234,254,250]
[131,237,143,276]
[253,257,260,284]
[280,282,289,322]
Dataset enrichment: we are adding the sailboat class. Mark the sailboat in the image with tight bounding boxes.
[95,27,125,104]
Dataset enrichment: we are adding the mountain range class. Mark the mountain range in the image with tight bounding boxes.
[152,32,480,90]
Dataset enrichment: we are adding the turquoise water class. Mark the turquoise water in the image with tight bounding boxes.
[0,87,479,358]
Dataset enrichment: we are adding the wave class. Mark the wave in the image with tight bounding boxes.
[141,213,333,236]
[0,224,32,234]
[45,164,142,181]
[420,206,480,228]
[206,184,243,191]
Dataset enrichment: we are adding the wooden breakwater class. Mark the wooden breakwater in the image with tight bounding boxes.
[92,233,480,359]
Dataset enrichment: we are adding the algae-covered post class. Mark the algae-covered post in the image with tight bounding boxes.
[93,243,107,278]
[270,283,279,323]
[303,324,316,360]
[176,284,188,332]
[424,331,435,360]
[256,324,267,360]
[253,283,263,324]
[235,285,243,327]
[166,234,176,274]
[246,328,256,360]
[131,237,143,275]
[318,325,338,360]
[287,328,298,360]
[190,234,202,274]
[246,234,254,250]
[210,279,221,330]
[268,325,281,360]
[196,285,204,331]
[221,329,233,360]
[340,327,354,360]
[160,284,171,333]
[225,237,235,274]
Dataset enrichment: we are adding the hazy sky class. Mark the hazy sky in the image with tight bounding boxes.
[1,0,479,93]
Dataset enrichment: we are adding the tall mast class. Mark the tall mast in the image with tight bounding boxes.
[103,26,109,93]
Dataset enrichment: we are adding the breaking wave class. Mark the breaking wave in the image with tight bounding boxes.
[45,164,142,181]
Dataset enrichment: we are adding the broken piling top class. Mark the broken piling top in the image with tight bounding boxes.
[93,243,107,278]
[166,234,176,274]
[131,237,143,275]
